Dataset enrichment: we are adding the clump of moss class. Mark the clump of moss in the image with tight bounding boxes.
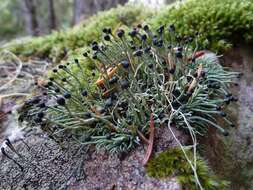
[2,0,253,65]
[146,148,229,190]
[148,0,253,51]
[20,22,238,156]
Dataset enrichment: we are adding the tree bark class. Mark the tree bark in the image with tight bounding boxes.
[21,0,39,36]
[72,0,128,25]
[48,0,57,31]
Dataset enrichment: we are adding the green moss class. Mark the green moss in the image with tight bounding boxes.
[146,148,229,190]
[148,0,253,51]
[2,0,253,62]
[59,0,253,78]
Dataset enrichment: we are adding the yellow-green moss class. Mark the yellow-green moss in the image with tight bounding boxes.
[2,0,253,63]
[146,148,229,190]
[148,0,253,52]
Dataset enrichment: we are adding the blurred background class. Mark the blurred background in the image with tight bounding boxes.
[0,0,176,42]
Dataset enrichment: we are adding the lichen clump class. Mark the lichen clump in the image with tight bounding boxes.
[146,148,229,190]
[20,23,238,154]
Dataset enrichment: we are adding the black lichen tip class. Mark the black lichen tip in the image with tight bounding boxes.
[61,78,67,82]
[109,76,118,84]
[137,23,142,28]
[102,27,111,34]
[141,34,147,41]
[92,44,99,51]
[120,79,129,89]
[219,111,227,117]
[92,41,98,46]
[128,29,138,37]
[201,71,206,77]
[222,130,229,136]
[144,47,151,54]
[157,39,163,47]
[83,52,88,57]
[121,60,130,68]
[175,51,183,59]
[37,112,44,118]
[230,124,235,128]
[168,24,175,32]
[152,36,158,46]
[169,68,175,74]
[176,35,182,42]
[143,24,149,31]
[157,25,164,34]
[81,90,88,97]
[107,28,112,34]
[38,103,46,108]
[117,29,125,38]
[58,64,64,69]
[104,34,110,41]
[56,96,66,106]
[224,98,230,105]
[133,50,143,57]
[92,54,97,59]
[47,81,53,86]
[102,28,107,33]
[54,88,60,93]
[63,92,71,99]
[177,46,183,52]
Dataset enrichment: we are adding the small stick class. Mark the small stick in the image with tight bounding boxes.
[142,113,155,165]
[5,138,22,158]
[188,78,197,93]
[197,64,203,79]
[137,130,149,145]
[1,147,23,171]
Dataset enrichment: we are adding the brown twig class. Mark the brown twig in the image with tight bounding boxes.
[137,129,149,145]
[142,113,155,165]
